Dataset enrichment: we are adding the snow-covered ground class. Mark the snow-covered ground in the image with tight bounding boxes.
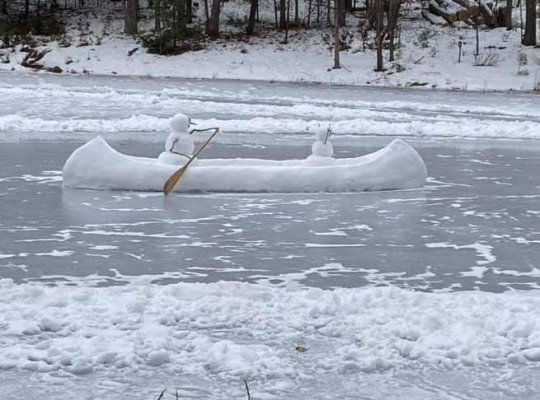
[1,1,539,91]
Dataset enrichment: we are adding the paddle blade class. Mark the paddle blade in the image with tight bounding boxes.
[162,127,219,196]
[163,165,188,195]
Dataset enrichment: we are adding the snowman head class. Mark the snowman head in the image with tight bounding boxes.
[170,113,190,133]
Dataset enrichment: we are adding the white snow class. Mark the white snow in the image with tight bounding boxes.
[426,241,496,265]
[0,9,538,92]
[1,107,539,142]
[1,77,538,143]
[1,278,540,386]
[62,136,428,192]
[163,113,195,155]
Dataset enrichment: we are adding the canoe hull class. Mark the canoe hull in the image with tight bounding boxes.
[62,136,427,193]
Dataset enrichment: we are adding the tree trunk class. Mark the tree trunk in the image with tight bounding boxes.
[375,0,384,71]
[125,0,139,35]
[1,0,8,15]
[327,0,331,24]
[475,19,479,55]
[176,0,187,36]
[294,0,299,23]
[307,0,311,26]
[155,0,161,33]
[505,0,512,29]
[284,0,290,42]
[522,0,537,45]
[206,0,221,37]
[338,0,346,26]
[388,0,397,62]
[203,0,209,22]
[333,0,341,68]
[247,0,258,34]
[25,0,29,21]
[279,0,286,29]
[274,0,279,27]
[366,0,377,29]
[187,0,192,23]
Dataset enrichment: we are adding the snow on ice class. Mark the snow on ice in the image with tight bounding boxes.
[1,278,540,380]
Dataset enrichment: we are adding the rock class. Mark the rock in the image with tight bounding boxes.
[47,66,63,73]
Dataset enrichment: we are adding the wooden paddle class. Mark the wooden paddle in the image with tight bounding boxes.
[163,127,220,195]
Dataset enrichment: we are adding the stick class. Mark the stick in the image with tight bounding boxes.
[324,123,332,144]
[243,379,251,400]
[163,127,220,195]
[156,389,166,400]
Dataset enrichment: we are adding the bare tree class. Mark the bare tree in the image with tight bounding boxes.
[327,0,331,25]
[505,0,512,29]
[203,0,210,22]
[338,0,346,26]
[247,0,258,34]
[521,0,537,45]
[154,0,161,33]
[387,0,399,62]
[176,0,187,35]
[374,0,384,71]
[187,0,192,22]
[284,0,290,42]
[125,0,139,35]
[25,0,30,22]
[333,0,341,68]
[279,0,286,29]
[206,0,221,37]
[274,0,279,27]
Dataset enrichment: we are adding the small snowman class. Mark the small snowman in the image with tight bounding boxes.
[158,113,195,165]
[306,124,334,164]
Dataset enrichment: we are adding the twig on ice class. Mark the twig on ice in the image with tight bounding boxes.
[243,379,251,400]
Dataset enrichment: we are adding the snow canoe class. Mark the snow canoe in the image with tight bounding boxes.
[62,136,427,193]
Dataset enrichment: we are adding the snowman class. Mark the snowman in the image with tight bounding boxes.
[157,113,195,165]
[306,124,335,165]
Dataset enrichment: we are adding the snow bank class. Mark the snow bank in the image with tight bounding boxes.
[1,22,539,92]
[1,278,540,379]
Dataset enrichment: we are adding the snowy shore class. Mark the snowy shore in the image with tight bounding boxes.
[1,2,539,92]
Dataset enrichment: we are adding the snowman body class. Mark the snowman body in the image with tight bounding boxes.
[158,113,195,165]
[306,126,335,165]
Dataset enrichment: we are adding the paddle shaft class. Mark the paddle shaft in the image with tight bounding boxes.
[163,127,220,195]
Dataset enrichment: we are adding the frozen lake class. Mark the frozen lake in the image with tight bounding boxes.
[1,140,539,292]
[1,72,540,400]
[1,139,540,399]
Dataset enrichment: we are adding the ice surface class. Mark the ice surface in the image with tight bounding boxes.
[1,76,539,143]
